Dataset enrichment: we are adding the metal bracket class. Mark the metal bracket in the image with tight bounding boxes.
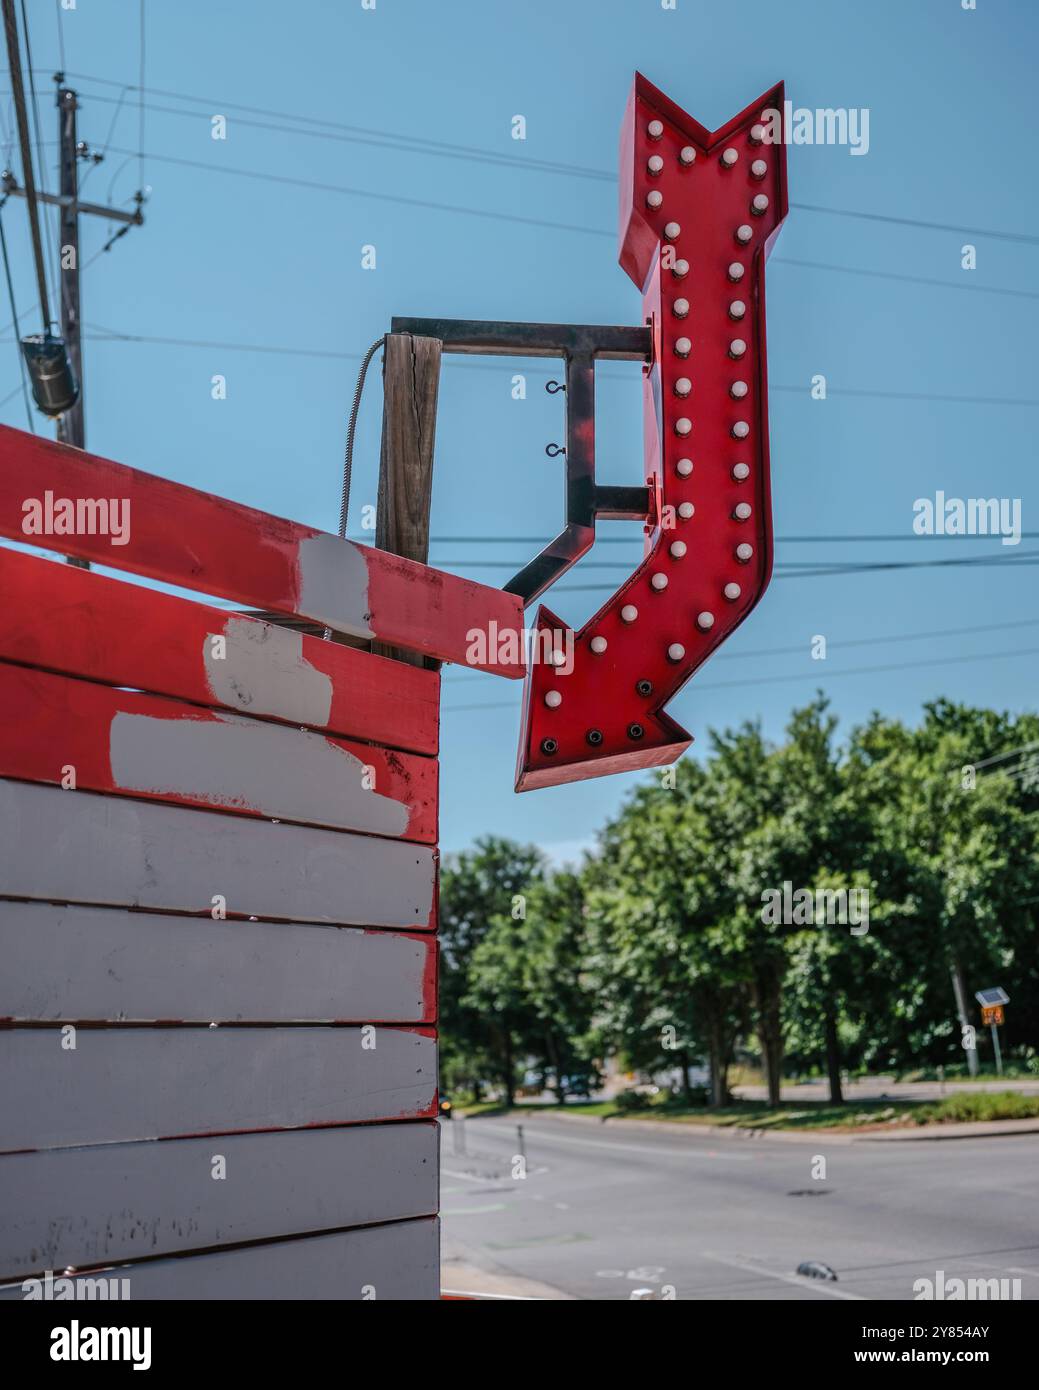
[390,316,653,604]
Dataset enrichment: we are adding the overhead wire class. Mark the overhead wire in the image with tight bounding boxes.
[48,70,1039,246]
[0,199,33,427]
[441,616,1039,682]
[136,0,145,191]
[17,0,57,322]
[442,645,1039,714]
[1,0,51,326]
[74,322,1039,410]
[53,0,64,72]
[0,77,1031,301]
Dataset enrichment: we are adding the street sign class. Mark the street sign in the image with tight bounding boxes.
[975,986,1009,1007]
[517,73,788,789]
[975,987,1009,1075]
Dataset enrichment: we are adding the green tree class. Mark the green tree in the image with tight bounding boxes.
[522,870,601,1103]
[439,837,544,1102]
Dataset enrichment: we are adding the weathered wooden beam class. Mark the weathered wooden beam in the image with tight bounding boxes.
[0,424,523,676]
[375,333,442,666]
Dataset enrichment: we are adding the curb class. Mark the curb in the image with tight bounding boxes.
[474,1108,1039,1144]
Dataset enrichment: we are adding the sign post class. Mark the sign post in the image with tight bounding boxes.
[976,987,1010,1077]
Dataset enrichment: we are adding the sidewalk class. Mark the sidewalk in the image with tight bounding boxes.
[499,1107,1039,1144]
[441,1260,570,1299]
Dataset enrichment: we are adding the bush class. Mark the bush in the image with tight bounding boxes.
[914,1091,1039,1125]
[614,1088,652,1112]
[660,1085,710,1109]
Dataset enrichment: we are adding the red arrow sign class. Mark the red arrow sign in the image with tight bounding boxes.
[516,73,788,791]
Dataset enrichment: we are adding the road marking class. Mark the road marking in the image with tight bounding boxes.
[442,1203,508,1216]
[442,1166,501,1183]
[474,1121,752,1162]
[702,1251,866,1301]
[441,1289,536,1300]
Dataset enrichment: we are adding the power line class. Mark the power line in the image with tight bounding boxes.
[777,256,1039,303]
[87,145,1035,304]
[0,202,32,427]
[53,0,64,69]
[792,200,1039,249]
[0,118,1010,301]
[55,71,1039,247]
[0,374,27,407]
[79,323,1039,411]
[409,549,1039,570]
[552,559,1039,597]
[102,143,610,240]
[376,533,1039,546]
[442,644,1039,714]
[514,550,1039,597]
[100,140,1039,294]
[18,0,57,318]
[136,0,145,191]
[442,616,1039,682]
[1,0,51,325]
[74,88,608,184]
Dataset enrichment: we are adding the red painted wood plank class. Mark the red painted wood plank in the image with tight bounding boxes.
[0,662,438,842]
[0,546,439,755]
[0,426,524,676]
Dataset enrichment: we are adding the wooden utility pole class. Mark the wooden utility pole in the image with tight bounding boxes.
[374,332,442,665]
[56,86,83,452]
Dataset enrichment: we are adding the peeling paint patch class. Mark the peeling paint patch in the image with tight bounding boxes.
[108,710,409,836]
[296,533,372,637]
[203,617,334,727]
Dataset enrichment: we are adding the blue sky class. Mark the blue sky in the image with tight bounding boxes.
[2,0,1035,859]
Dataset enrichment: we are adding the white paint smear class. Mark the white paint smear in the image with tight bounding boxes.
[204,617,334,727]
[296,533,372,637]
[109,710,410,837]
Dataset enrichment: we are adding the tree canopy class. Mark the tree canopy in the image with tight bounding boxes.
[439,699,1039,1105]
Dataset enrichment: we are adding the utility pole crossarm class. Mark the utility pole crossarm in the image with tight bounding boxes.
[1,175,143,226]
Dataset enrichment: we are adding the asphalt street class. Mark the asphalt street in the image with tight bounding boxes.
[440,1115,1039,1300]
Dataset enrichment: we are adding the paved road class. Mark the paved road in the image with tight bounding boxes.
[440,1115,1039,1300]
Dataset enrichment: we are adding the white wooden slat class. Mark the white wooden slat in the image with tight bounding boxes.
[0,902,435,1023]
[0,780,436,928]
[0,1217,440,1301]
[0,1122,438,1281]
[0,1027,438,1152]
